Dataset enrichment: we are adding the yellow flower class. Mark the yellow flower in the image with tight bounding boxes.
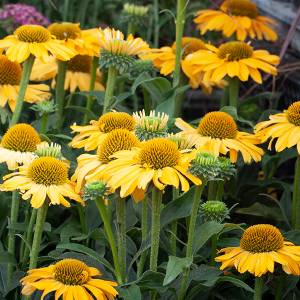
[72,129,140,193]
[0,156,83,208]
[0,24,76,63]
[182,41,279,84]
[176,111,263,163]
[99,27,149,56]
[21,258,118,300]
[48,22,100,57]
[0,55,50,111]
[215,224,300,277]
[255,101,300,153]
[194,0,278,42]
[0,123,41,170]
[70,111,136,151]
[31,55,104,92]
[104,138,201,198]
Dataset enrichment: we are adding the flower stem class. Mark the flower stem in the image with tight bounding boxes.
[153,0,159,47]
[228,77,240,108]
[254,276,264,300]
[103,66,118,114]
[77,204,88,243]
[208,181,217,200]
[40,113,48,134]
[7,191,20,286]
[170,188,179,255]
[275,274,285,300]
[210,234,218,264]
[29,202,48,270]
[216,181,225,201]
[116,197,126,282]
[83,56,99,125]
[55,60,67,130]
[127,22,136,36]
[95,197,123,284]
[292,155,300,229]
[172,0,186,117]
[178,184,204,300]
[137,198,149,278]
[10,55,35,126]
[21,209,37,266]
[142,87,151,115]
[149,188,163,272]
[220,85,229,108]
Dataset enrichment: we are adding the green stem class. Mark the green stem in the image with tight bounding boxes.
[170,188,179,255]
[40,113,48,134]
[254,277,264,300]
[127,22,136,36]
[77,204,88,239]
[228,77,240,108]
[20,204,30,261]
[208,181,217,200]
[172,0,186,117]
[95,197,123,284]
[178,184,204,300]
[153,0,159,47]
[10,55,35,126]
[22,209,37,266]
[137,198,149,278]
[63,0,70,21]
[275,274,285,300]
[292,155,300,229]
[116,198,126,282]
[216,181,225,201]
[142,87,151,115]
[210,234,218,264]
[7,191,20,286]
[149,188,163,272]
[83,56,98,125]
[220,85,229,108]
[29,203,48,270]
[103,66,118,114]
[55,60,67,130]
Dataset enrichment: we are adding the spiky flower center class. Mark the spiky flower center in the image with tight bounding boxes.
[28,157,68,186]
[68,55,92,73]
[15,25,51,43]
[172,37,206,56]
[218,41,253,61]
[0,55,22,85]
[223,0,258,18]
[139,138,180,169]
[198,111,238,139]
[48,22,81,40]
[97,129,139,163]
[287,101,300,126]
[98,112,135,133]
[1,124,41,152]
[54,259,90,285]
[240,224,284,253]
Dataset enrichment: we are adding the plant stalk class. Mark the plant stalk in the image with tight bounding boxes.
[153,0,159,47]
[254,276,264,300]
[292,155,300,229]
[103,66,118,114]
[228,77,240,108]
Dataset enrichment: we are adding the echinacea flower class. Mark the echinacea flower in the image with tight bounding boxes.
[194,0,278,42]
[72,129,139,193]
[21,258,118,300]
[0,55,50,111]
[182,41,279,84]
[70,111,136,151]
[215,224,300,276]
[0,156,83,208]
[255,101,300,153]
[104,138,201,197]
[176,111,263,163]
[30,55,104,92]
[0,24,76,63]
[0,123,41,170]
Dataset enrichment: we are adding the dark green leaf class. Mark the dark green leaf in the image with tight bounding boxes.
[217,276,254,293]
[65,105,97,119]
[118,284,141,300]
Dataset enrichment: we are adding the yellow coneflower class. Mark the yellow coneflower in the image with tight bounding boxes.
[70,111,136,151]
[0,156,83,208]
[176,111,263,163]
[0,24,75,63]
[30,55,104,92]
[0,55,50,111]
[104,138,201,198]
[215,224,300,276]
[182,41,279,84]
[194,0,278,42]
[0,123,41,170]
[21,258,118,300]
[72,129,140,193]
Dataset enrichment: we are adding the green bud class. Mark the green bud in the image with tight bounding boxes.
[128,60,154,77]
[218,157,236,180]
[31,99,56,117]
[200,200,229,223]
[83,181,108,202]
[123,3,149,17]
[35,142,63,159]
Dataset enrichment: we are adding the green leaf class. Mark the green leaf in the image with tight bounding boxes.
[135,271,165,292]
[161,187,195,228]
[193,222,224,253]
[220,106,253,127]
[163,256,192,286]
[0,252,16,265]
[56,243,113,272]
[118,284,141,300]
[190,264,222,287]
[217,276,254,293]
[65,105,97,120]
